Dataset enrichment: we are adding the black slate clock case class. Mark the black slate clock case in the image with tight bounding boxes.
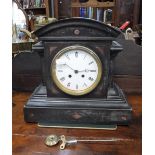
[24,18,132,125]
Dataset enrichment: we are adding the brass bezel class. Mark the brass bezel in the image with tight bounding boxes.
[51,45,102,96]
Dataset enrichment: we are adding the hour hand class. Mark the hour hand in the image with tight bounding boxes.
[78,69,89,72]
[79,69,96,73]
[78,69,87,72]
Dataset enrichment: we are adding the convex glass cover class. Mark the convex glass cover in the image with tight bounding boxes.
[51,46,102,96]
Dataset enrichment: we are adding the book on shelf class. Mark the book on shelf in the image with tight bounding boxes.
[79,7,95,19]
[41,0,46,8]
[23,0,29,8]
[35,0,41,7]
[79,7,112,23]
[29,0,35,8]
[49,0,54,17]
[88,7,93,19]
[80,7,87,17]
[97,8,104,22]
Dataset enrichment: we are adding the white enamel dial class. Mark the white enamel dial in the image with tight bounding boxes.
[51,46,102,96]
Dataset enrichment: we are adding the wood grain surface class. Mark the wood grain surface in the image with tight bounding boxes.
[13,92,142,155]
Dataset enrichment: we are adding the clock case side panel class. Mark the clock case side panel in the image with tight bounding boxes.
[43,41,112,98]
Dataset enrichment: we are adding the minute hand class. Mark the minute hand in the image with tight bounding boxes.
[65,64,76,71]
[58,63,76,71]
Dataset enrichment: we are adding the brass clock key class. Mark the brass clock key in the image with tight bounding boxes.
[45,135,77,150]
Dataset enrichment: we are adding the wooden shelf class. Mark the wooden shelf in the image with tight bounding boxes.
[24,8,46,16]
[71,1,115,8]
[24,7,46,10]
[21,0,50,17]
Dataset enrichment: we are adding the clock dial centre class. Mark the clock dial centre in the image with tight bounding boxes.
[74,70,78,74]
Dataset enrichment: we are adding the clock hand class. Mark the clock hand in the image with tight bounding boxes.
[78,69,97,73]
[65,64,76,71]
[57,64,89,74]
[78,69,89,72]
[57,63,76,71]
[64,64,79,74]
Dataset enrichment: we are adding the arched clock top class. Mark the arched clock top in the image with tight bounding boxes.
[33,18,123,40]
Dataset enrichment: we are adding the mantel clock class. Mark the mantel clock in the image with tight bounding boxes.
[24,18,132,126]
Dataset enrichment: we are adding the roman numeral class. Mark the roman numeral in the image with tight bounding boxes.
[75,51,78,58]
[67,82,71,87]
[60,77,65,81]
[88,61,94,65]
[76,84,78,89]
[65,54,70,60]
[83,83,87,87]
[88,77,94,81]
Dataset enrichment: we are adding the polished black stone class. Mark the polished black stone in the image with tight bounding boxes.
[24,83,132,125]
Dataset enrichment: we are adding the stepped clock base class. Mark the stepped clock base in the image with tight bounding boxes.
[24,84,132,125]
